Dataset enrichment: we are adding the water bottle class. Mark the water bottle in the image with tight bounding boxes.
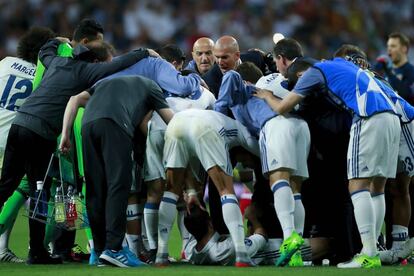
[65,186,77,228]
[35,181,48,216]
[55,186,66,223]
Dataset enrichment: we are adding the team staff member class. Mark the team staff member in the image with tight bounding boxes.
[185,37,216,75]
[0,38,150,264]
[202,35,268,97]
[60,75,173,267]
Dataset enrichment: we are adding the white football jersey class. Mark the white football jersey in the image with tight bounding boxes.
[151,86,216,131]
[255,73,299,110]
[0,57,36,150]
[184,232,269,265]
[169,109,260,157]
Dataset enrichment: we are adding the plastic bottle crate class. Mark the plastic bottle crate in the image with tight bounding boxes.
[25,194,89,231]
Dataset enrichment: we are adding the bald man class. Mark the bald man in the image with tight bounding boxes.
[185,37,216,75]
[202,35,266,97]
[214,36,241,74]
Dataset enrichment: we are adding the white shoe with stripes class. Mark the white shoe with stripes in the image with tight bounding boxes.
[0,249,25,263]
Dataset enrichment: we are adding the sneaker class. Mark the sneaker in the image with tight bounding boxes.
[167,256,177,263]
[235,261,254,267]
[70,244,90,262]
[0,249,25,263]
[337,253,381,268]
[89,249,99,266]
[99,248,146,268]
[155,253,169,266]
[275,231,304,267]
[26,249,62,265]
[380,238,414,264]
[180,250,190,263]
[288,250,303,267]
[379,248,400,265]
[139,248,157,264]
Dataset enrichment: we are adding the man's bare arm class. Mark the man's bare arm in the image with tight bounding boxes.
[59,91,90,153]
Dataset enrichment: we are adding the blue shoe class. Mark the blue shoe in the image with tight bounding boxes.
[89,249,98,266]
[99,248,146,267]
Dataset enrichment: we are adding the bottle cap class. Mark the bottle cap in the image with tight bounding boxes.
[36,181,43,190]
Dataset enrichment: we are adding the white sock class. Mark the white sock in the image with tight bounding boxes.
[351,189,377,256]
[271,180,295,239]
[157,192,178,255]
[177,203,190,252]
[293,193,305,236]
[125,234,140,255]
[0,227,11,253]
[371,193,385,240]
[122,237,128,248]
[125,203,142,254]
[88,239,95,251]
[221,194,247,259]
[141,218,149,250]
[144,203,159,250]
[126,203,139,221]
[391,225,409,249]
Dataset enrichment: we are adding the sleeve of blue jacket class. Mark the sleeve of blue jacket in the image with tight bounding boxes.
[215,70,252,114]
[154,59,202,97]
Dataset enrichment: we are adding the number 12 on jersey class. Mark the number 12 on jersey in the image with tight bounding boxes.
[0,75,33,111]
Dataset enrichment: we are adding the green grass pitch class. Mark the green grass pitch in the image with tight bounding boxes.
[1,209,413,275]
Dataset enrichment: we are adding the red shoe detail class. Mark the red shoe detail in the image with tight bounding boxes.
[235,261,252,267]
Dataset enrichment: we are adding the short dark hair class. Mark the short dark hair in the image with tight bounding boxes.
[333,44,370,69]
[184,206,210,242]
[17,26,55,64]
[81,41,115,62]
[73,18,104,42]
[158,44,186,64]
[286,57,316,88]
[333,44,367,60]
[236,61,263,83]
[389,32,410,50]
[273,38,303,61]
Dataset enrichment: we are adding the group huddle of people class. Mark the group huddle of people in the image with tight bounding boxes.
[0,17,414,269]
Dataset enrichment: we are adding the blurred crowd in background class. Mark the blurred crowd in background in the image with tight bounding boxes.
[1,0,413,63]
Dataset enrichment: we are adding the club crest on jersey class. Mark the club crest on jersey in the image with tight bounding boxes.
[244,239,253,247]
